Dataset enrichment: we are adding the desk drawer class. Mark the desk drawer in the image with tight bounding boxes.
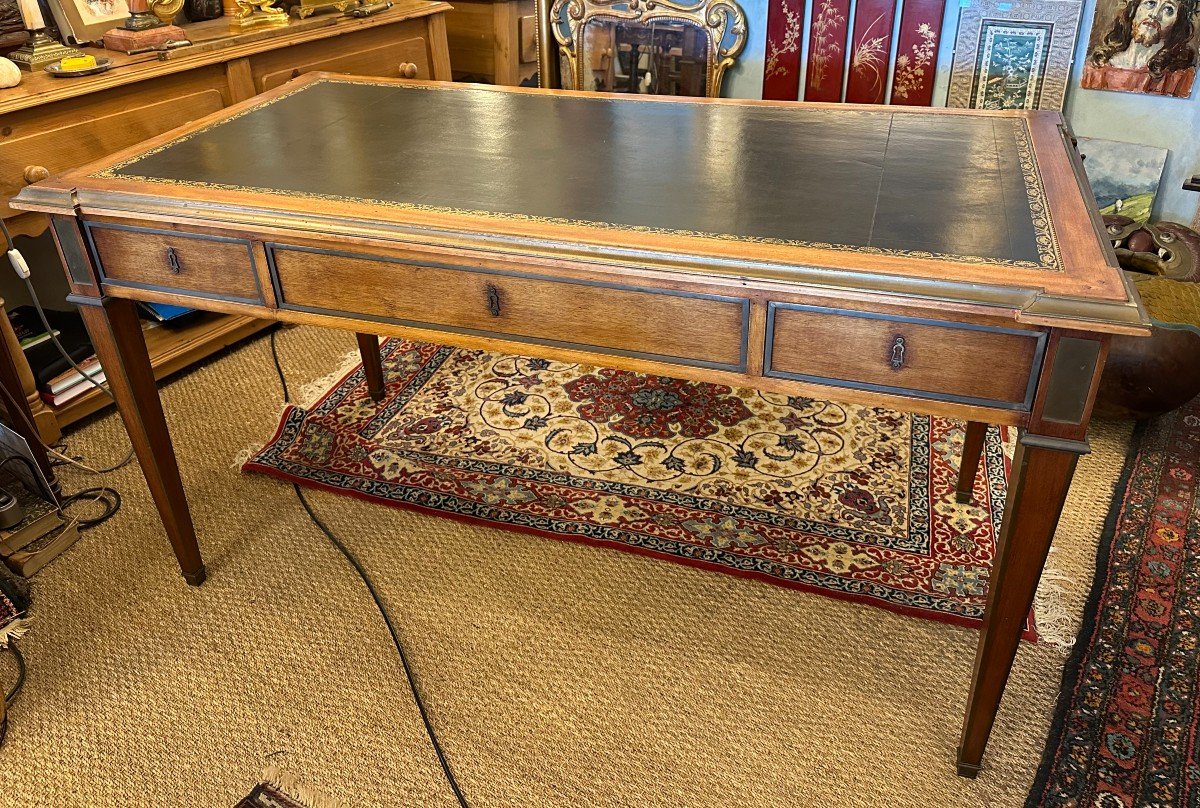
[764,303,1046,409]
[87,224,263,303]
[269,245,749,372]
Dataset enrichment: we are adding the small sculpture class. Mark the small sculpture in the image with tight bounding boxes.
[229,0,288,29]
[147,0,186,23]
[1104,215,1200,282]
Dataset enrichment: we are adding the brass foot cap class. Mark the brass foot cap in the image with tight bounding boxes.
[182,565,207,586]
[956,749,982,779]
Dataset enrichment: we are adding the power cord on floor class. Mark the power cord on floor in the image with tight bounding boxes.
[4,645,25,707]
[268,329,471,808]
[0,453,121,529]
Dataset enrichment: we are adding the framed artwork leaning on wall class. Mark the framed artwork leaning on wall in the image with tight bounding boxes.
[1080,0,1198,98]
[947,0,1084,110]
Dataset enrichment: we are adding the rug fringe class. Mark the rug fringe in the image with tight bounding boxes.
[294,348,365,410]
[236,344,364,472]
[232,444,263,471]
[1033,553,1075,652]
[262,766,349,808]
[0,617,30,649]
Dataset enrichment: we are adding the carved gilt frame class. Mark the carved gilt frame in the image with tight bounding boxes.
[547,0,747,97]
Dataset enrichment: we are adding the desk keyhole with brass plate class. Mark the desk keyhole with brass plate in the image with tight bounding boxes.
[166,247,182,274]
[889,335,906,370]
[485,283,501,317]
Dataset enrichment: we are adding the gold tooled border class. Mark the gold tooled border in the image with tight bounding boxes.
[95,77,1063,271]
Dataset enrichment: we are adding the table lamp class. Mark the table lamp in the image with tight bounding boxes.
[8,0,84,71]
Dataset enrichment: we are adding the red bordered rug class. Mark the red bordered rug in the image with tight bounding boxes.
[244,339,1033,638]
[1028,396,1200,806]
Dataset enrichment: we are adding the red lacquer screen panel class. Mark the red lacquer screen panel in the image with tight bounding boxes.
[844,0,897,103]
[803,0,851,102]
[888,0,946,105]
[762,0,806,100]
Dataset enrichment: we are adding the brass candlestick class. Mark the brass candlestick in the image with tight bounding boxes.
[9,0,83,71]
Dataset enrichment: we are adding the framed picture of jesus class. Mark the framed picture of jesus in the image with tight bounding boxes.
[1080,0,1199,98]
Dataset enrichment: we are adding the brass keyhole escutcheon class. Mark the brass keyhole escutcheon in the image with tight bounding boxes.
[889,335,906,370]
[485,284,501,317]
[166,247,182,274]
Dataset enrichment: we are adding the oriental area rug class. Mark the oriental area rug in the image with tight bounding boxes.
[245,339,1032,637]
[1028,395,1200,808]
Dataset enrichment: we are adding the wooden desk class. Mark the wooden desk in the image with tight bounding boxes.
[14,75,1147,776]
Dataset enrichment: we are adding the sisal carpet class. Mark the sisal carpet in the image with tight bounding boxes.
[236,769,346,808]
[1028,395,1200,807]
[0,325,1132,807]
[246,338,1023,636]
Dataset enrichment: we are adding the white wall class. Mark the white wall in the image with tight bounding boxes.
[720,0,1200,224]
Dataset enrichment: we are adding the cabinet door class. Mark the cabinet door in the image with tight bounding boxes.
[255,25,433,92]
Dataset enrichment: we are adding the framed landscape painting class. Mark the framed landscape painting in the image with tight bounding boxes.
[1076,136,1169,222]
[947,0,1084,110]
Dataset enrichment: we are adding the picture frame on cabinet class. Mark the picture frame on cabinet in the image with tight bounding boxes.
[46,0,128,45]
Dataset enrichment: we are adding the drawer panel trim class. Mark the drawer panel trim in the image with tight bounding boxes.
[266,242,751,374]
[763,302,1048,411]
[84,221,264,305]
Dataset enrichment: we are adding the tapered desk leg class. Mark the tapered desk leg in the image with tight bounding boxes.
[78,298,205,585]
[956,421,988,504]
[957,331,1106,776]
[957,433,1083,775]
[356,333,385,402]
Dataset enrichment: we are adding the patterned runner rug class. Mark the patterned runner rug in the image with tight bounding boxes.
[1028,395,1200,807]
[245,339,1030,636]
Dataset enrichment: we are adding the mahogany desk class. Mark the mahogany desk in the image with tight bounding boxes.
[13,75,1148,776]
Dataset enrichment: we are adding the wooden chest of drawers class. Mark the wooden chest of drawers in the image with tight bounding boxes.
[0,2,452,445]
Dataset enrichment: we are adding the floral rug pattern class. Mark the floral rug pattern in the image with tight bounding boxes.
[245,339,1024,634]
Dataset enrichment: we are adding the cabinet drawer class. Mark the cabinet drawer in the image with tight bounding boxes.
[764,303,1047,410]
[269,244,749,372]
[257,36,431,92]
[252,21,434,92]
[87,223,263,303]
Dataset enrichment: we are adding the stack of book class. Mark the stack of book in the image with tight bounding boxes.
[9,303,196,409]
[8,306,101,407]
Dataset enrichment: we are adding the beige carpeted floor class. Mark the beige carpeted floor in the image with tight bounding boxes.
[0,325,1132,807]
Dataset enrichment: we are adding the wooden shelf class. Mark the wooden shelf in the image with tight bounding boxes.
[51,312,273,429]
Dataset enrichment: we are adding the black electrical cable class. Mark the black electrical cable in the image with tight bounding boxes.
[268,329,470,808]
[0,454,121,530]
[4,645,24,706]
[1,216,134,474]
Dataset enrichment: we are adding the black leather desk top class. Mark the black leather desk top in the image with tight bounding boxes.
[100,78,1059,269]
